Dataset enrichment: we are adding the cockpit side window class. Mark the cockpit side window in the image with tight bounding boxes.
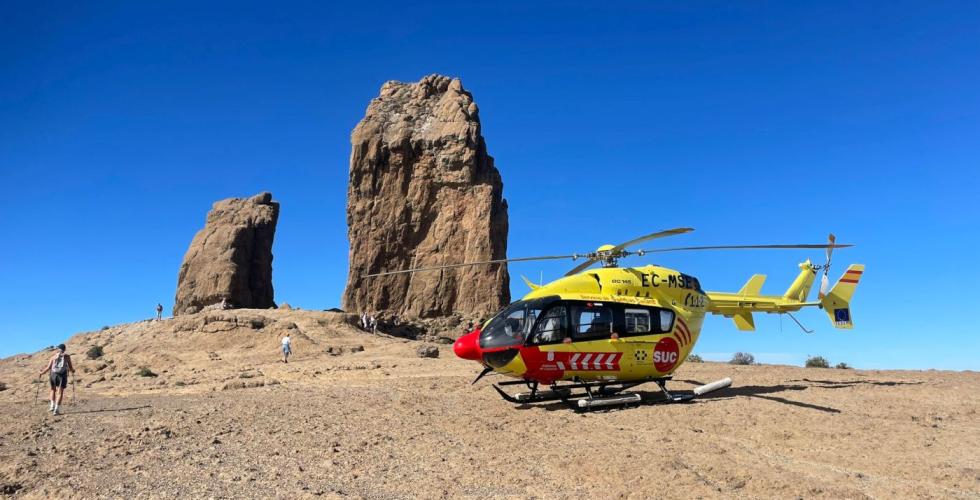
[479,297,559,349]
[530,305,568,345]
[571,304,613,341]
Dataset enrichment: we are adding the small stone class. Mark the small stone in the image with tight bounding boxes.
[416,345,439,358]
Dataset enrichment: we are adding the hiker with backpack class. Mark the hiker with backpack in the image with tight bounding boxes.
[39,344,74,415]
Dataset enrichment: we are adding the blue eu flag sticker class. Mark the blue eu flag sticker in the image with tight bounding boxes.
[834,308,851,324]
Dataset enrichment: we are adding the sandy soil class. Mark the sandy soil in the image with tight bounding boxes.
[0,309,977,499]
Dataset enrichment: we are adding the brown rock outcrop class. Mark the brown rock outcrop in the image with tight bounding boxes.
[174,192,279,316]
[344,75,509,319]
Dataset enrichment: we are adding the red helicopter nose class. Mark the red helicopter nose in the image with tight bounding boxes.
[453,330,481,361]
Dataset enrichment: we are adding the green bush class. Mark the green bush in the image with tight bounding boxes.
[101,326,109,331]
[86,345,104,360]
[730,352,754,365]
[805,356,830,368]
[835,362,852,369]
[687,354,704,363]
[137,367,158,377]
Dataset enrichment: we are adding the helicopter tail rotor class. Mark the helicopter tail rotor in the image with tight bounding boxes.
[818,233,836,299]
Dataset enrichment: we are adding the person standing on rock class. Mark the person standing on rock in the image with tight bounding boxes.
[155,303,163,321]
[39,344,74,415]
[280,333,292,363]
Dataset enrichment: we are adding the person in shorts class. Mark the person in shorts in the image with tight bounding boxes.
[40,344,74,415]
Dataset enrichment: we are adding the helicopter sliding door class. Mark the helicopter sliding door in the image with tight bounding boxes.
[569,303,614,341]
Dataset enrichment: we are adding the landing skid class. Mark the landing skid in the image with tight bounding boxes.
[492,377,732,411]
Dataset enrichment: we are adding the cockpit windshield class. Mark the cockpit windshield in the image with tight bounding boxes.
[479,296,559,349]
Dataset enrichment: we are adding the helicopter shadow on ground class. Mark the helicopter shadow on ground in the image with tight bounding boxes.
[788,378,923,389]
[680,383,840,414]
[511,382,840,414]
[66,404,152,415]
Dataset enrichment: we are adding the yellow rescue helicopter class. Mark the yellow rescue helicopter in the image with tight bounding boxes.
[365,228,864,410]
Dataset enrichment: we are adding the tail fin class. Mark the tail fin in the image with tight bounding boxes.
[783,260,818,302]
[738,274,766,295]
[820,265,865,329]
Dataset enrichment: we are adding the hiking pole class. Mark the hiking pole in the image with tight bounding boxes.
[34,375,40,408]
[71,373,76,405]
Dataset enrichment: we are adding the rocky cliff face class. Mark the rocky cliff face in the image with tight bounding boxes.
[174,192,279,316]
[344,75,509,319]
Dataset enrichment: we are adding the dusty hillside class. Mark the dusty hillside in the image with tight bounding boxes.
[0,311,977,499]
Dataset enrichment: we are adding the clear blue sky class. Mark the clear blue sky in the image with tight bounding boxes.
[2,2,978,369]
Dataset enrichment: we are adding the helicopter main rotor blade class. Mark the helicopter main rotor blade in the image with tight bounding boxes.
[361,254,574,278]
[564,227,695,276]
[610,227,695,253]
[636,243,853,254]
[564,258,601,277]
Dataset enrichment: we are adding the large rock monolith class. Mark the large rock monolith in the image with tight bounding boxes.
[174,192,279,316]
[343,75,509,319]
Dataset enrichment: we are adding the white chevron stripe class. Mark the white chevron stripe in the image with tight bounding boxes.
[592,353,605,369]
[570,353,581,370]
[581,354,593,369]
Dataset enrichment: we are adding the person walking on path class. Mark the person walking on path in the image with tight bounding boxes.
[39,344,74,415]
[280,334,292,363]
[155,303,163,321]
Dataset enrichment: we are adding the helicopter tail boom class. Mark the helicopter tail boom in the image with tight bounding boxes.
[706,263,865,331]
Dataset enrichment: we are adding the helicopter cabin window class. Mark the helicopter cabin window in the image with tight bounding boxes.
[659,309,675,332]
[624,309,650,334]
[571,303,613,341]
[617,306,674,337]
[531,305,568,344]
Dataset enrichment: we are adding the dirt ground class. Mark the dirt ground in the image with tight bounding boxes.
[0,310,977,499]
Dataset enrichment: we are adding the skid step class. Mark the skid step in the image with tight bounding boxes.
[575,393,641,409]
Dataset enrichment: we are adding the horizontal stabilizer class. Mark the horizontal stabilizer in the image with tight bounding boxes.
[738,274,766,296]
[732,312,755,331]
